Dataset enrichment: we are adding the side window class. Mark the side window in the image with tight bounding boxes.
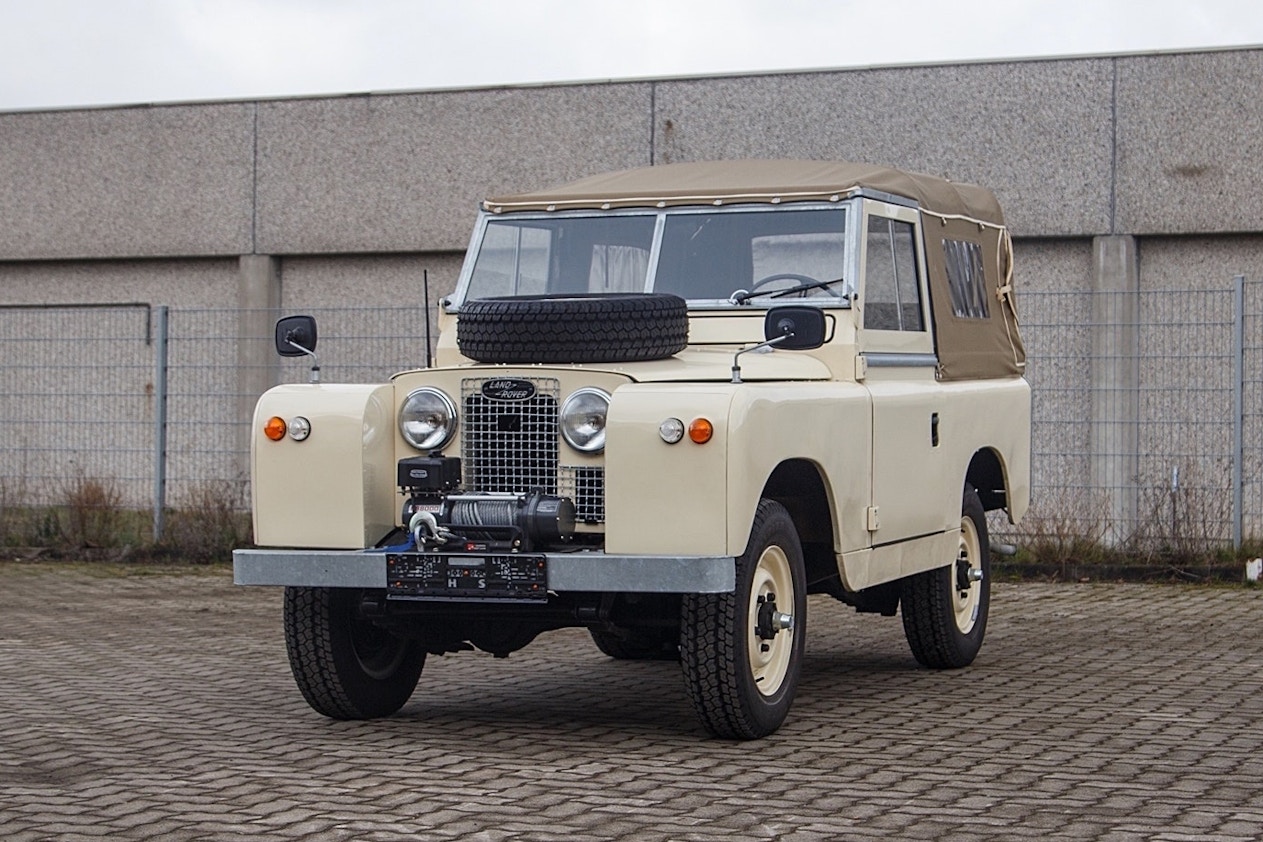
[864,216,924,331]
[943,239,990,319]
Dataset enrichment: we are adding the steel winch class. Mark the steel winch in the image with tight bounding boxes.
[398,456,576,552]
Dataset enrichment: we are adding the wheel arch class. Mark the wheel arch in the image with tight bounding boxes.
[759,458,837,592]
[965,447,1009,513]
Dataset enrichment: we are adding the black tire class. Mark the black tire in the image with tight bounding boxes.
[589,627,680,661]
[456,293,688,364]
[900,484,991,669]
[283,587,426,720]
[681,499,807,739]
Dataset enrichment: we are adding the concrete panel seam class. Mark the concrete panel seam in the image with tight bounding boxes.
[1110,59,1118,236]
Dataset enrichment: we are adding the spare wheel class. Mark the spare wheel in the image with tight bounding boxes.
[456,293,688,364]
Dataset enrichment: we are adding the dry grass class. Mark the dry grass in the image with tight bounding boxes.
[159,479,252,563]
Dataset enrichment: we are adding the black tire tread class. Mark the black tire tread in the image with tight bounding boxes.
[900,485,990,669]
[457,293,688,364]
[680,499,805,739]
[283,587,424,720]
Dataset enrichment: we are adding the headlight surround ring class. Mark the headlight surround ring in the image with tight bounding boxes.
[560,387,611,453]
[398,387,458,452]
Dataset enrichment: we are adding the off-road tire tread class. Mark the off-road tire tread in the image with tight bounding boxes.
[680,499,805,739]
[283,586,424,720]
[900,485,990,669]
[457,293,688,364]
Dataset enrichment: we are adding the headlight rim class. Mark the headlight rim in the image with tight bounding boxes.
[398,386,458,452]
[560,386,612,453]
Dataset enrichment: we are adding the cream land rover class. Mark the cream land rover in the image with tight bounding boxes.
[234,160,1030,739]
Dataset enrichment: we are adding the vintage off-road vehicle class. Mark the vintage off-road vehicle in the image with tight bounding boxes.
[234,159,1030,739]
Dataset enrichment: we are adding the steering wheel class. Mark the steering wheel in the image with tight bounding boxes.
[745,272,843,298]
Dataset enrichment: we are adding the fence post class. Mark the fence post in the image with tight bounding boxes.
[1233,275,1245,550]
[152,305,170,542]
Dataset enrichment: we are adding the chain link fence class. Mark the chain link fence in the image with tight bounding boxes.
[2,283,1260,551]
[1008,281,1256,551]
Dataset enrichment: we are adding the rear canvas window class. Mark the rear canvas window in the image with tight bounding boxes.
[942,239,989,319]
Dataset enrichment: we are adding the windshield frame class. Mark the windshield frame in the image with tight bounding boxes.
[449,200,858,311]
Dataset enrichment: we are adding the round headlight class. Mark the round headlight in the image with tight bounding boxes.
[560,387,611,453]
[399,388,457,452]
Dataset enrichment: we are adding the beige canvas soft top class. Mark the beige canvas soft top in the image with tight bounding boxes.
[484,159,1004,224]
[485,160,1023,382]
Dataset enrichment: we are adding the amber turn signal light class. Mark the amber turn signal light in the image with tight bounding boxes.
[264,416,287,441]
[688,417,713,444]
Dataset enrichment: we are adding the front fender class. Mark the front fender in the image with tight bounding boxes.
[603,384,734,555]
[251,383,396,548]
[603,380,872,559]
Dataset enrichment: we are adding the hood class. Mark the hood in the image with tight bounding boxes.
[566,346,832,383]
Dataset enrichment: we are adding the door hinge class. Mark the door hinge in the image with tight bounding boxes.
[866,506,880,532]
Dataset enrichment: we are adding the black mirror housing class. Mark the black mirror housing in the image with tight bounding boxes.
[764,306,827,350]
[275,315,318,357]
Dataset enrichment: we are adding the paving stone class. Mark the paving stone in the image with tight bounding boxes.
[3,565,1263,840]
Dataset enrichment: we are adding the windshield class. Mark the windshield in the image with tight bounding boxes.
[462,205,851,306]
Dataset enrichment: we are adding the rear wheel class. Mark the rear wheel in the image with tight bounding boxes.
[283,587,425,719]
[681,499,806,739]
[900,484,991,668]
[589,627,680,661]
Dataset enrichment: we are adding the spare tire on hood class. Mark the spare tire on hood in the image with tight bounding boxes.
[456,293,688,364]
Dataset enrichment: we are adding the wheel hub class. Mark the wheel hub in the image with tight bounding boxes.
[756,594,794,640]
[747,545,797,697]
[956,558,983,593]
[953,516,984,634]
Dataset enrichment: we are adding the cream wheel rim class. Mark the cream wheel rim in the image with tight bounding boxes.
[954,515,982,634]
[748,544,795,697]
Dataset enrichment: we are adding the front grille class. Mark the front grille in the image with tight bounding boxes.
[462,378,560,495]
[459,377,607,524]
[561,466,605,523]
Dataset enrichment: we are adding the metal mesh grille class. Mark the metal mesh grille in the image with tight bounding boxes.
[461,378,560,495]
[561,466,606,523]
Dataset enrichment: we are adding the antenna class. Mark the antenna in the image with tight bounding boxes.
[423,269,434,369]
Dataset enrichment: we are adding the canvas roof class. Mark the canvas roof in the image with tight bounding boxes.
[485,159,1004,224]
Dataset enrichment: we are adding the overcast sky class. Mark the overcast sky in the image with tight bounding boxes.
[1,0,1261,111]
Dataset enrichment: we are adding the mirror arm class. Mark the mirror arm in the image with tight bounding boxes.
[286,339,322,384]
[731,333,792,384]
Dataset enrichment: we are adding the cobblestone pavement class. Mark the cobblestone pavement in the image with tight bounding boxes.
[1,564,1262,841]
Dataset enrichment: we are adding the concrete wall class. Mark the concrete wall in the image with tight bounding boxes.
[2,47,1260,265]
[2,47,1261,538]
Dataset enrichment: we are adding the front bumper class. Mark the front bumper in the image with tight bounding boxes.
[232,548,736,593]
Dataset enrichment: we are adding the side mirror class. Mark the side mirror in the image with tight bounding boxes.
[763,306,827,351]
[275,315,318,357]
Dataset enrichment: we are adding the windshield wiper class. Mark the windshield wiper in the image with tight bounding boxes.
[731,277,847,305]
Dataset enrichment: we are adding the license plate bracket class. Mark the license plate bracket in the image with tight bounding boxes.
[386,553,547,601]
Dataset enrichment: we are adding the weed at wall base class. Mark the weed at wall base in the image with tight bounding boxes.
[1,475,251,563]
[159,480,253,563]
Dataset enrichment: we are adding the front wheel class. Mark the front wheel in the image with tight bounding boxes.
[681,499,806,739]
[283,587,426,719]
[900,484,991,668]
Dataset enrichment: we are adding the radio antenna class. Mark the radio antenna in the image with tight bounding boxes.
[423,269,434,368]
